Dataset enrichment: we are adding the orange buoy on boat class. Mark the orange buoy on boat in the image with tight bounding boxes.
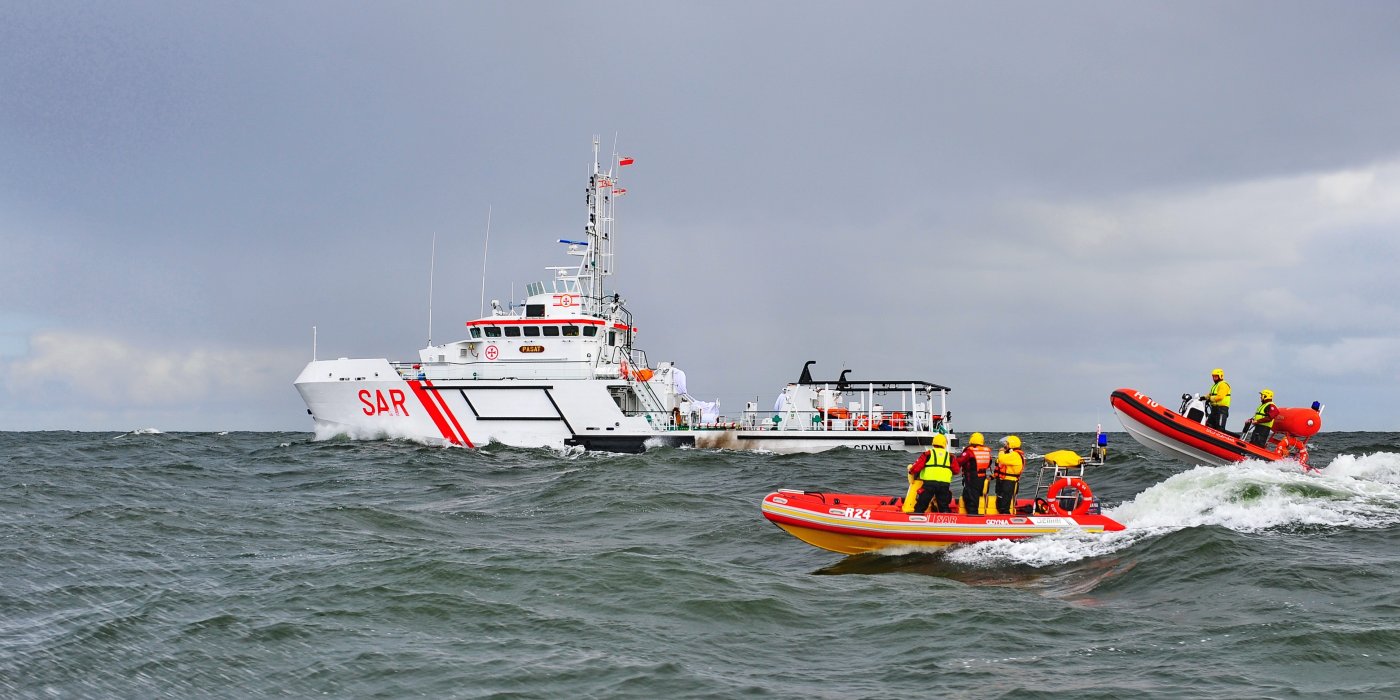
[1271,407,1322,438]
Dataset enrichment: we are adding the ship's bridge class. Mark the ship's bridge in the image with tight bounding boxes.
[413,287,638,377]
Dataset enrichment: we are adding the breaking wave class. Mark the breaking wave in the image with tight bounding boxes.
[945,452,1400,568]
[311,422,453,448]
[113,427,164,438]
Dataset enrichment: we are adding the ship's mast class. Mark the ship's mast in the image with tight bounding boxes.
[579,136,618,318]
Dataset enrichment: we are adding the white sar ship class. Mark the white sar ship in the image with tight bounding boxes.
[294,140,955,452]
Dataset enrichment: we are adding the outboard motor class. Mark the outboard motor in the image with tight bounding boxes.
[1179,393,1209,423]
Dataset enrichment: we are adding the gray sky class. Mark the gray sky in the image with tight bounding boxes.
[4,1,1400,432]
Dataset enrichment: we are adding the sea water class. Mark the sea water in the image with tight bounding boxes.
[2,431,1398,698]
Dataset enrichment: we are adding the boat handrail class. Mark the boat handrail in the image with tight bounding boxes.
[1028,447,1105,505]
[392,360,597,381]
[620,409,680,429]
[738,409,940,433]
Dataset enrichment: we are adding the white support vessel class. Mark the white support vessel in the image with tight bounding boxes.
[294,141,956,453]
[690,362,955,452]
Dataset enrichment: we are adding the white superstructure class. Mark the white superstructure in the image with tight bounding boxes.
[295,141,955,452]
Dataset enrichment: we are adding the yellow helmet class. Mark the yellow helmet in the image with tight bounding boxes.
[969,432,985,446]
[931,433,947,447]
[1001,435,1021,449]
[1260,388,1274,401]
[1212,368,1225,379]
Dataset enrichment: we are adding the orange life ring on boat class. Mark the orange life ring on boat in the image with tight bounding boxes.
[1045,478,1094,517]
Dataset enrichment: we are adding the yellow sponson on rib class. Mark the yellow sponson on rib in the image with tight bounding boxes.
[772,524,956,555]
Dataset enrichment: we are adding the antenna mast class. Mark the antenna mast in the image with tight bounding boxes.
[479,205,492,318]
[427,232,437,345]
[579,136,619,316]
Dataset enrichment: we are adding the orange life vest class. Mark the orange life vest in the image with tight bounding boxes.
[967,444,992,478]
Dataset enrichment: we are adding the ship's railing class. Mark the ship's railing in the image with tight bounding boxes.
[737,409,945,432]
[595,344,669,416]
[391,361,597,381]
[620,408,948,433]
[621,410,683,430]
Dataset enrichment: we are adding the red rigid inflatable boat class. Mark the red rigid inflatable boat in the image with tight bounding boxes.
[1110,388,1322,468]
[762,448,1125,555]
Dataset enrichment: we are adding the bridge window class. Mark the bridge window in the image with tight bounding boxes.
[484,327,501,338]
[526,304,545,318]
[469,327,481,338]
[504,326,522,337]
[562,325,579,337]
[523,326,541,337]
[583,326,598,337]
[542,326,560,337]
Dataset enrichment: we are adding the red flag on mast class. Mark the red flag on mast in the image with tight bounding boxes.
[618,156,634,166]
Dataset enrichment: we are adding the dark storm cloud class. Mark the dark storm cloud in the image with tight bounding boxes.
[2,1,1399,430]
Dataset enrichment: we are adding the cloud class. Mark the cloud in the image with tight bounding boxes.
[3,330,303,407]
[1009,162,1400,269]
[964,161,1400,330]
[1292,337,1400,378]
[1317,168,1377,205]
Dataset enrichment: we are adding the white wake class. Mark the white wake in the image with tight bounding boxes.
[944,452,1400,568]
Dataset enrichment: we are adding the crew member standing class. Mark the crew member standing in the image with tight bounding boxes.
[992,435,1026,515]
[1244,389,1279,447]
[955,432,993,515]
[1206,368,1232,432]
[906,434,956,514]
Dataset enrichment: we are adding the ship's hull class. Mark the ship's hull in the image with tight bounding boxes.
[294,359,689,452]
[761,490,1124,555]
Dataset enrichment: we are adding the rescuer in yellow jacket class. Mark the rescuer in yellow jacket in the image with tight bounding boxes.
[1206,368,1232,432]
[991,435,1026,515]
[1244,389,1279,447]
[903,433,956,513]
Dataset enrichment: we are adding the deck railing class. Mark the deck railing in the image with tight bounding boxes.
[392,360,597,381]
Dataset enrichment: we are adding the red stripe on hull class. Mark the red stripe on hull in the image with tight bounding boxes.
[407,381,463,445]
[422,379,474,448]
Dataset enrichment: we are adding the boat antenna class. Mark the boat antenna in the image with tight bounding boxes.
[312,325,317,361]
[427,231,437,345]
[479,205,492,318]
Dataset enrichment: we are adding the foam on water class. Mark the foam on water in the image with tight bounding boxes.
[946,452,1400,568]
[311,422,452,448]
